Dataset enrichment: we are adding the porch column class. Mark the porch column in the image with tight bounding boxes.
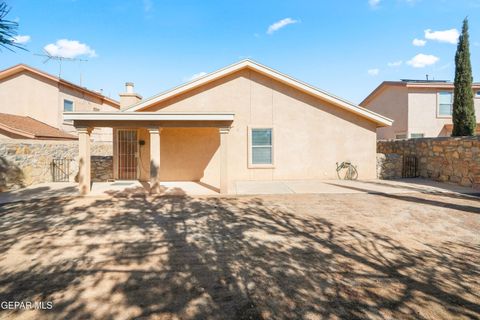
[149,128,162,193]
[78,127,92,195]
[219,127,230,194]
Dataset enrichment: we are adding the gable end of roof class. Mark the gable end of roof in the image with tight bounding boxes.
[125,60,393,127]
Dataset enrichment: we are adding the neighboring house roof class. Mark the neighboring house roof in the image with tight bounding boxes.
[124,59,393,127]
[0,113,77,140]
[0,64,120,108]
[360,80,480,106]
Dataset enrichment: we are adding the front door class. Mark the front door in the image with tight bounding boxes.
[117,129,138,180]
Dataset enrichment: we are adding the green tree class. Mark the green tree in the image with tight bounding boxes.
[452,17,476,136]
[0,1,24,51]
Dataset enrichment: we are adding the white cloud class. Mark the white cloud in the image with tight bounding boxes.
[44,39,96,58]
[387,60,403,67]
[424,28,459,44]
[184,72,207,82]
[267,18,299,34]
[143,0,153,12]
[412,38,426,46]
[407,54,439,68]
[368,68,380,76]
[13,35,30,44]
[369,0,381,8]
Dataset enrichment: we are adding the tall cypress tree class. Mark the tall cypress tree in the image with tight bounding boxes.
[452,17,476,136]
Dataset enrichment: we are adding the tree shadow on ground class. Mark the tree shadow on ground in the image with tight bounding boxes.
[324,182,480,214]
[0,192,478,319]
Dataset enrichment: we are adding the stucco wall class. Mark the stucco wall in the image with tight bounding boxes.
[0,139,112,191]
[377,136,480,188]
[0,72,58,127]
[362,86,408,140]
[0,70,116,142]
[363,84,480,139]
[137,69,378,190]
[408,90,480,138]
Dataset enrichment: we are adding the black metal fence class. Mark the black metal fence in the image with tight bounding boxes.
[51,158,71,182]
[402,155,418,178]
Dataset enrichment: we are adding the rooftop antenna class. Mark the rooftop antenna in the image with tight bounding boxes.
[34,49,88,81]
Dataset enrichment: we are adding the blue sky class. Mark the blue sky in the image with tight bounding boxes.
[2,0,480,103]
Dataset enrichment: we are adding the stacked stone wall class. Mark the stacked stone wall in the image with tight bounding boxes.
[377,136,480,188]
[0,139,113,191]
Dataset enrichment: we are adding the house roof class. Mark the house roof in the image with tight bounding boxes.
[124,59,393,127]
[0,113,77,140]
[360,80,480,106]
[0,64,120,108]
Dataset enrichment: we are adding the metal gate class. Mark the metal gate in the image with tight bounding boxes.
[402,155,418,178]
[51,158,71,182]
[117,129,138,180]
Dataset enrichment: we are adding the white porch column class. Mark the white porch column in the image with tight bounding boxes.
[219,127,230,194]
[149,128,162,193]
[78,127,92,195]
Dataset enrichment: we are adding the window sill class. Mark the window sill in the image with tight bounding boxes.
[436,115,452,119]
[248,164,275,169]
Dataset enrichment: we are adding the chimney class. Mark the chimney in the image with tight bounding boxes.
[119,82,142,110]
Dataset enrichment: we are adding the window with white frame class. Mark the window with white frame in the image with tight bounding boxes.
[63,99,74,112]
[476,90,480,98]
[410,133,424,139]
[438,92,453,116]
[250,128,273,165]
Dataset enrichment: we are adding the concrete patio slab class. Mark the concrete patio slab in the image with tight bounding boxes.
[234,178,480,196]
[234,180,294,194]
[1,178,477,205]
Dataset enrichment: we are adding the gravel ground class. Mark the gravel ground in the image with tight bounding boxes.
[0,191,479,319]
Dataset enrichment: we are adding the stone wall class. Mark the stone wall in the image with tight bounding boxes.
[376,153,403,179]
[377,136,480,188]
[0,139,113,191]
[91,156,114,182]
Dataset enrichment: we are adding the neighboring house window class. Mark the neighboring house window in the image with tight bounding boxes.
[395,133,407,139]
[410,133,424,139]
[63,99,74,112]
[250,128,273,166]
[438,92,453,116]
[476,91,480,98]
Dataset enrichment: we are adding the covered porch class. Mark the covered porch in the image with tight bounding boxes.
[64,112,234,195]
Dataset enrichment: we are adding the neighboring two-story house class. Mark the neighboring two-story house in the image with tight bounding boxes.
[360,80,480,139]
[0,64,120,141]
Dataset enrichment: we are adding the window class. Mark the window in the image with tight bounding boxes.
[476,91,480,98]
[438,92,453,116]
[410,133,424,139]
[395,133,407,139]
[250,128,273,166]
[63,99,74,112]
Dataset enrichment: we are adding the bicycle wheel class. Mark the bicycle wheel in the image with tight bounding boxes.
[346,165,358,180]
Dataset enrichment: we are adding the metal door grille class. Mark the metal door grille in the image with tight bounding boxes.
[117,129,138,180]
[51,158,71,182]
[402,155,418,178]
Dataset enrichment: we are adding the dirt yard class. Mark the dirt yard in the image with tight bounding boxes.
[0,191,478,319]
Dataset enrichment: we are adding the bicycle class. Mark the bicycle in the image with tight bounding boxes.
[336,161,358,180]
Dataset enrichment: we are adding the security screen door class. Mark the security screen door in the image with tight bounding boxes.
[117,129,138,180]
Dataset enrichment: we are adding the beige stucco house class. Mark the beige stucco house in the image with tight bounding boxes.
[361,80,480,140]
[64,60,392,195]
[0,64,120,141]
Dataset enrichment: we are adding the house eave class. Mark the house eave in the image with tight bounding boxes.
[63,111,235,122]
